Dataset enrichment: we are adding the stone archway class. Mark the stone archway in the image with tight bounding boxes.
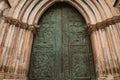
[0,0,120,80]
[28,2,96,80]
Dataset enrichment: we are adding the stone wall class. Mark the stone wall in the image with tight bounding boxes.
[113,0,120,12]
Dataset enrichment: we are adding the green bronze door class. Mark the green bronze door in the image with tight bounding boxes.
[28,3,96,80]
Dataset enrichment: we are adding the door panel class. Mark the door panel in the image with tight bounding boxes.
[61,5,94,80]
[28,3,95,80]
[29,7,62,80]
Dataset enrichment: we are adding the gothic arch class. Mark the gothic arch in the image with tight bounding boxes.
[11,0,119,25]
[12,0,94,24]
[0,0,120,80]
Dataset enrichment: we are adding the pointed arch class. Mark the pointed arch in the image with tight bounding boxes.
[12,0,101,25]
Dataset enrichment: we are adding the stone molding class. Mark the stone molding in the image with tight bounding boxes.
[87,15,120,34]
[0,10,39,34]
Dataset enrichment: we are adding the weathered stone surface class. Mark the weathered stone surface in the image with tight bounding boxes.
[8,0,19,8]
[0,0,9,10]
[114,0,120,7]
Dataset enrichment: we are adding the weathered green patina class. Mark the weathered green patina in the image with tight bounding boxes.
[28,3,96,80]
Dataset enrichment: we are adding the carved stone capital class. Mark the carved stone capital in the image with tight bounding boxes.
[0,14,39,34]
[87,15,120,34]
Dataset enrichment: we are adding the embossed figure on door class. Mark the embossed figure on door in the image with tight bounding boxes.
[28,3,96,80]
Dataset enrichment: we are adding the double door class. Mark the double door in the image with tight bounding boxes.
[29,3,95,80]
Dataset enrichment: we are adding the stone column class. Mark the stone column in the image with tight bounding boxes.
[0,14,36,79]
